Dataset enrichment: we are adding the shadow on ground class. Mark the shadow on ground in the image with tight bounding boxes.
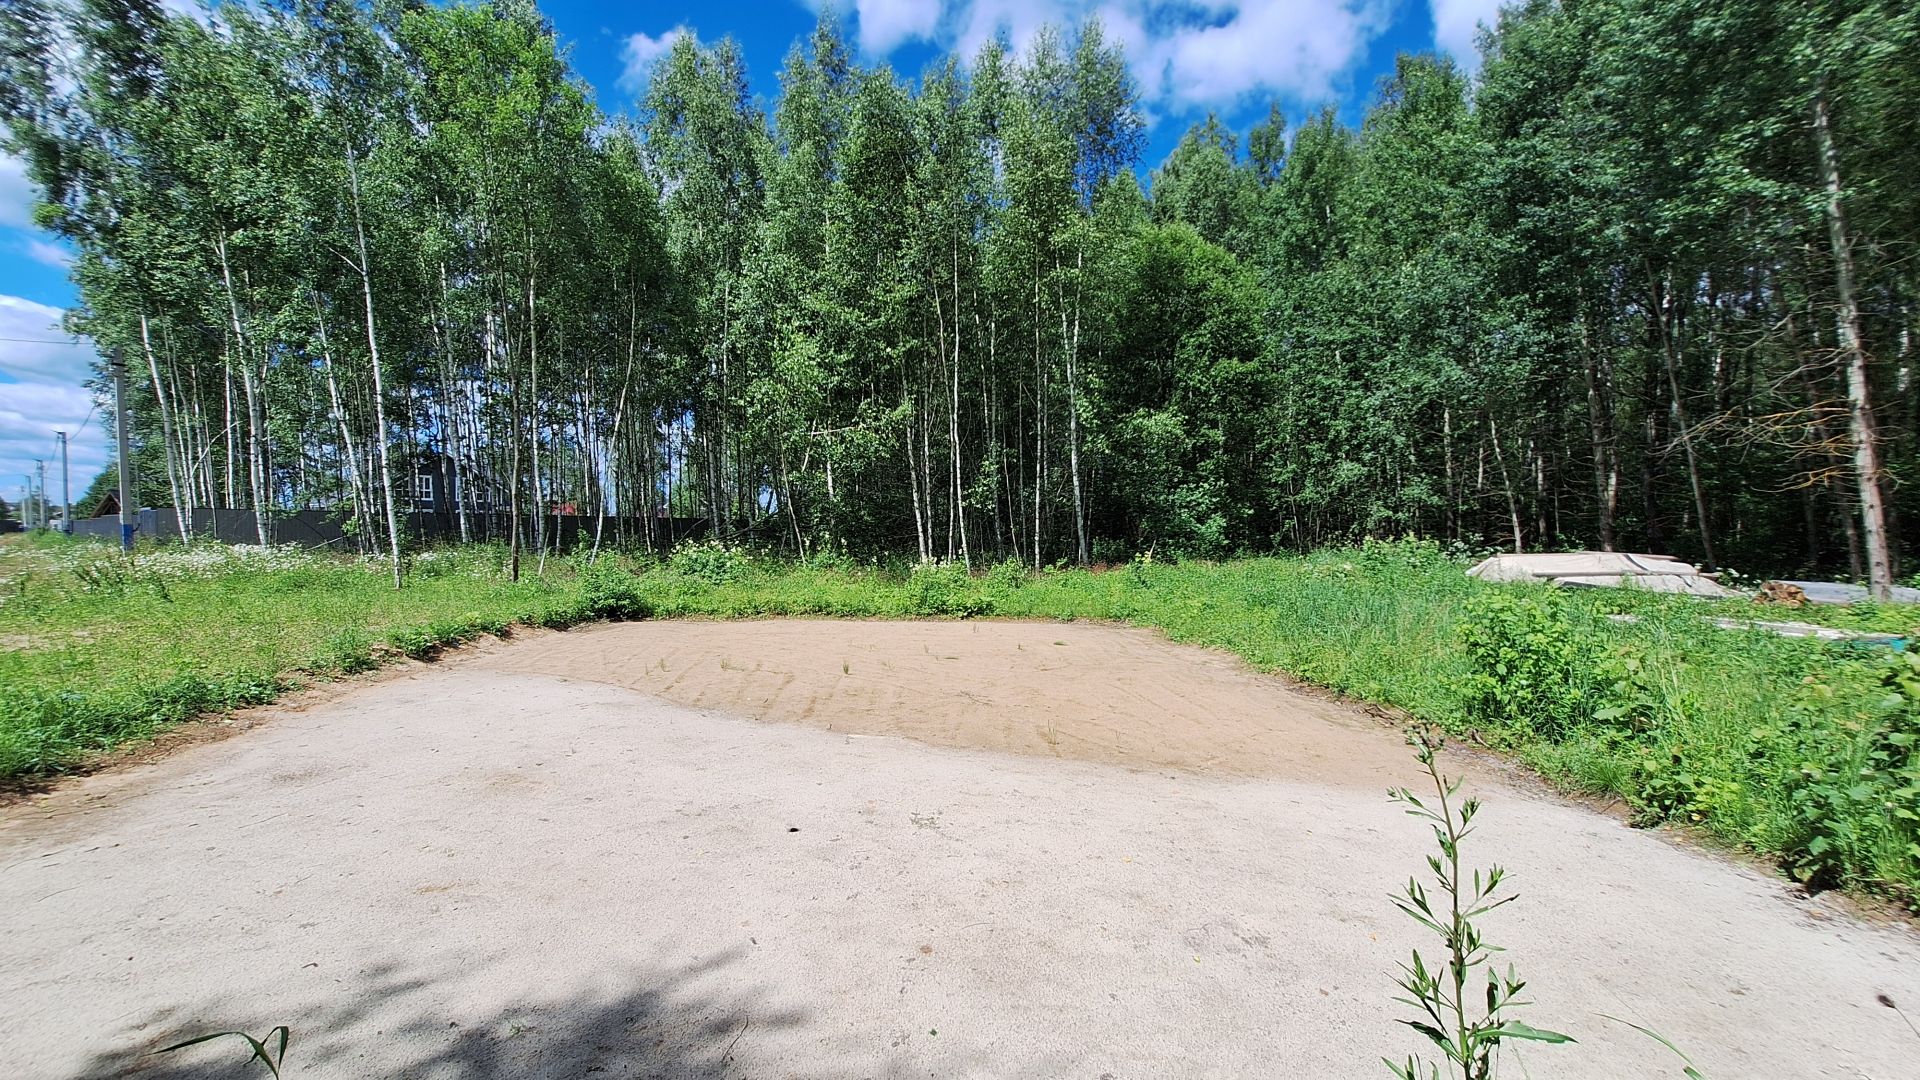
[85,945,807,1079]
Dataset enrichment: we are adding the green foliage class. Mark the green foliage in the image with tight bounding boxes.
[1387,728,1573,1080]
[1452,574,1920,903]
[905,561,993,617]
[0,670,283,778]
[5,0,1915,579]
[667,540,753,585]
[68,550,137,597]
[315,628,379,675]
[577,561,654,621]
[1772,651,1920,894]
[0,538,566,775]
[985,558,1029,594]
[1456,589,1621,742]
[1148,113,1260,253]
[800,542,861,573]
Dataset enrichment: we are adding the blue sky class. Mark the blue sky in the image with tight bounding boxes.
[0,0,1500,509]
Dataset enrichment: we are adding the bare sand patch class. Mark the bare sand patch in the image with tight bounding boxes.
[485,619,1408,786]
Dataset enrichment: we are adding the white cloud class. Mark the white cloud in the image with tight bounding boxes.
[618,25,691,94]
[0,154,37,229]
[853,0,944,53]
[0,296,89,383]
[22,237,70,269]
[1150,1,1391,106]
[788,1,1391,113]
[1430,0,1504,66]
[947,0,1071,68]
[0,295,106,507]
[0,380,108,507]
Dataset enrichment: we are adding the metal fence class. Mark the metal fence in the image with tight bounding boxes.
[66,508,708,551]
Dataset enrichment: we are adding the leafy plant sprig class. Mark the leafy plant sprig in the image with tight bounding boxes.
[1387,727,1571,1080]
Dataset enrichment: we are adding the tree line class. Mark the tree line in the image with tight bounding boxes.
[2,0,1914,592]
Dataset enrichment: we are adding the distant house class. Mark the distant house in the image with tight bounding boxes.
[409,450,499,517]
[407,460,443,513]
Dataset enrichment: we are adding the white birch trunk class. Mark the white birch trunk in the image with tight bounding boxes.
[1813,80,1894,598]
[346,145,404,589]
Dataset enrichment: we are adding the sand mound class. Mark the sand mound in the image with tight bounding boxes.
[485,619,1405,786]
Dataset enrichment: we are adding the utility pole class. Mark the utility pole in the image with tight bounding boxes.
[20,474,30,529]
[57,431,70,534]
[35,459,46,531]
[112,349,134,551]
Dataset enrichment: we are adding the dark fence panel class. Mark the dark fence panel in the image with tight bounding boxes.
[67,509,708,550]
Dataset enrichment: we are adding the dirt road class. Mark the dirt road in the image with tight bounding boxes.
[3,620,1916,1078]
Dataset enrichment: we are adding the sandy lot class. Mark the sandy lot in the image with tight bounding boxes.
[3,620,1918,1079]
[487,620,1405,783]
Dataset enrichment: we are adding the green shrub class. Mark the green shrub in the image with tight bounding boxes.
[1355,535,1450,575]
[520,597,589,629]
[668,539,752,584]
[1772,651,1920,894]
[1456,589,1622,742]
[70,550,135,596]
[906,561,992,617]
[1624,740,1746,829]
[385,626,437,660]
[578,561,653,621]
[801,542,859,573]
[985,558,1029,594]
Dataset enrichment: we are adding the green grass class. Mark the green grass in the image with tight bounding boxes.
[0,538,577,777]
[4,533,1917,906]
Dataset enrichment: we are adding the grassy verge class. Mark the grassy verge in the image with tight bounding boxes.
[4,534,1917,905]
[0,539,578,777]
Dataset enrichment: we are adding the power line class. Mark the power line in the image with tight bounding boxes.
[0,336,85,344]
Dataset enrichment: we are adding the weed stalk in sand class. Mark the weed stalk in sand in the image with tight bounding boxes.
[1386,726,1571,1079]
